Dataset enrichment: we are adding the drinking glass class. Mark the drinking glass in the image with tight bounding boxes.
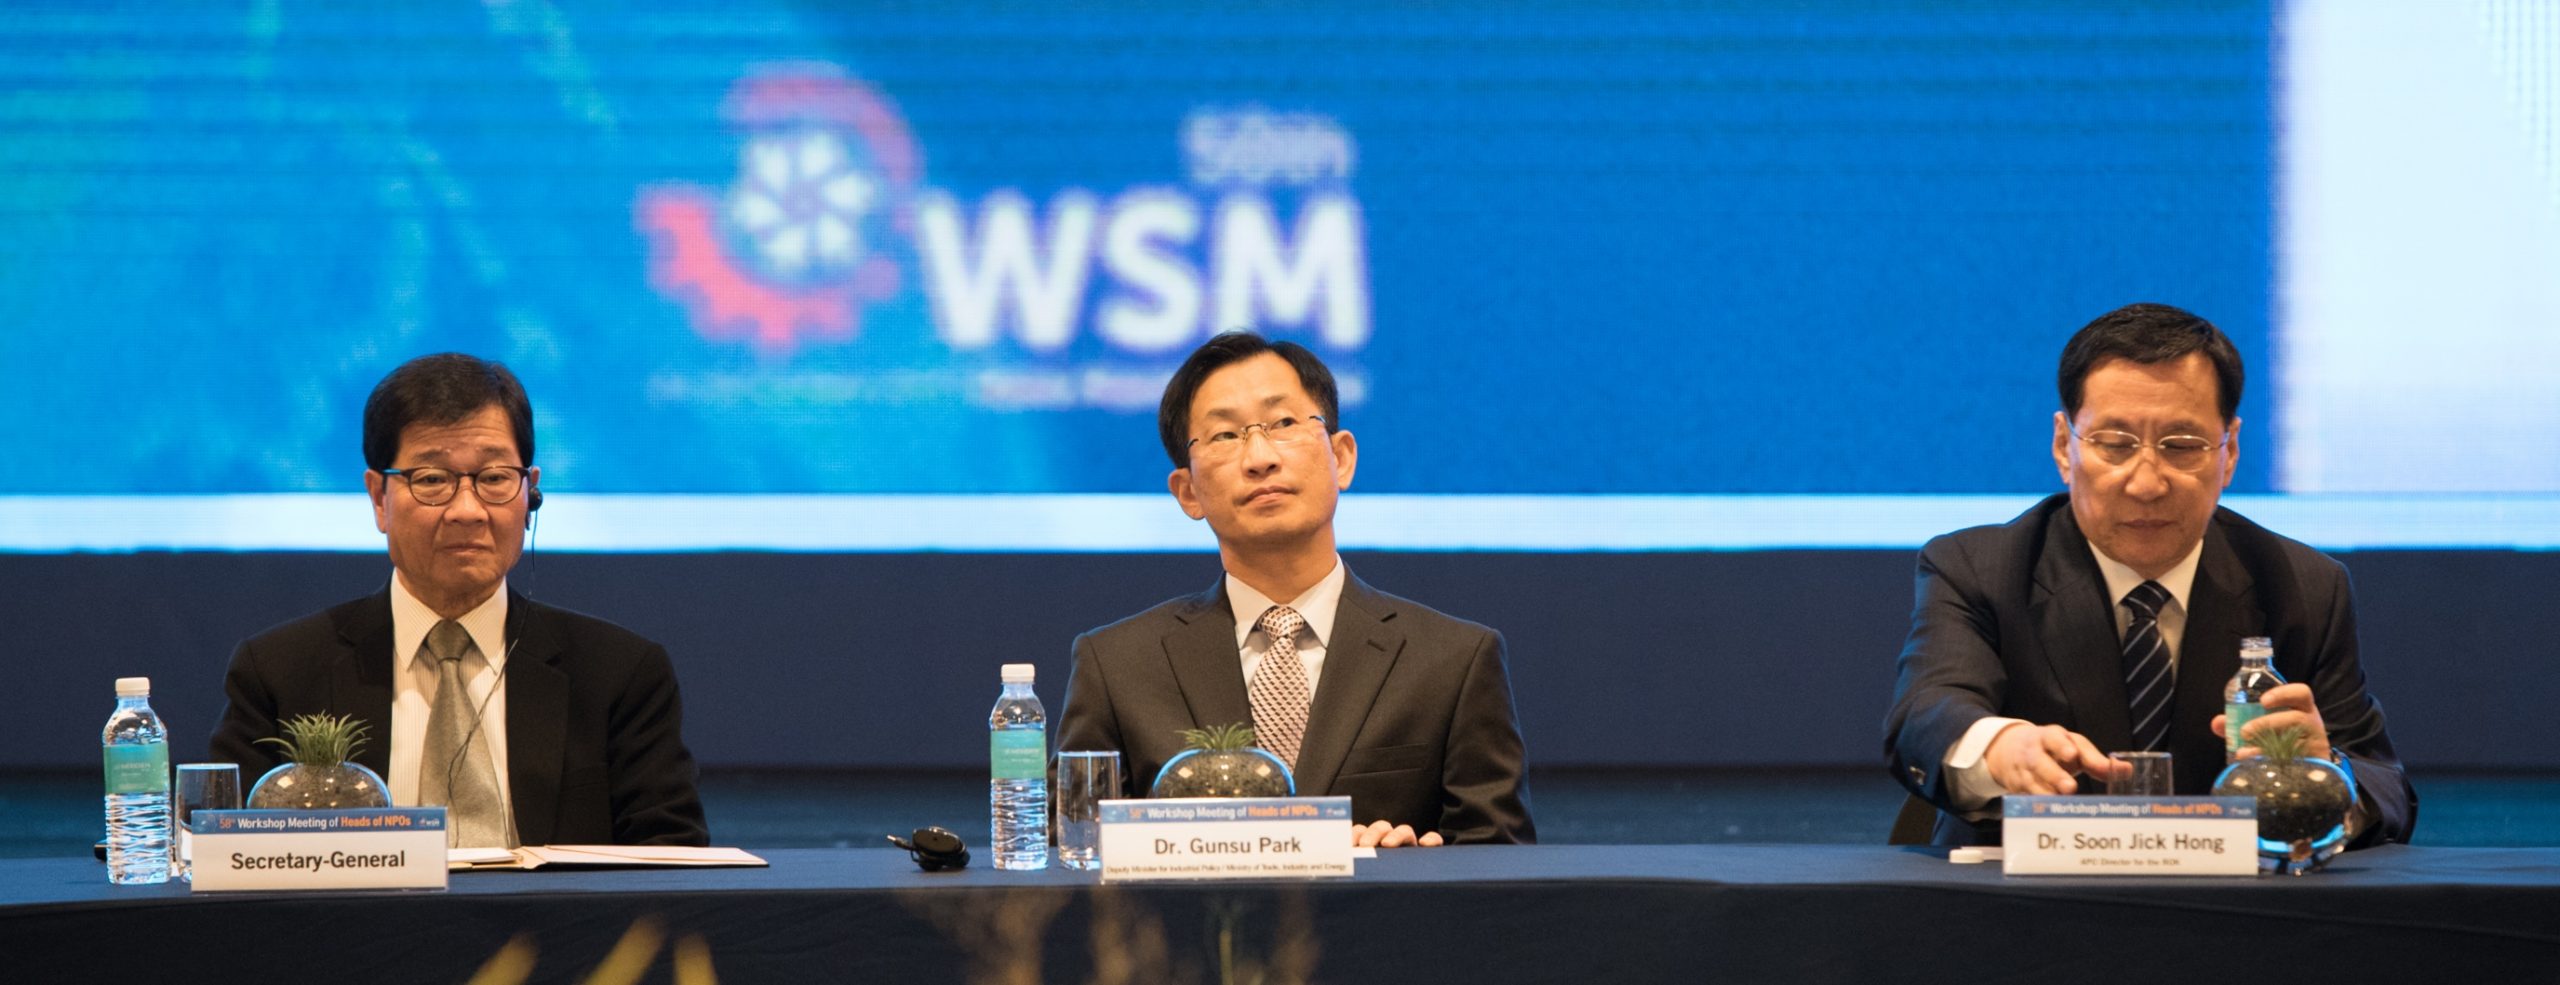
[1054,750,1122,871]
[173,763,242,882]
[2106,751,2174,797]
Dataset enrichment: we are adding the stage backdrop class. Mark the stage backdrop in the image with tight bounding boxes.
[2,3,2557,771]
[6,0,2289,500]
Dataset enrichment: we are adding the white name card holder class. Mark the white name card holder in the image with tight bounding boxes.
[189,808,451,892]
[2002,796,2259,876]
[1097,797,1354,883]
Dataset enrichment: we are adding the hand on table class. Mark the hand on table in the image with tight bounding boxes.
[1351,820,1443,849]
[1985,722,2127,795]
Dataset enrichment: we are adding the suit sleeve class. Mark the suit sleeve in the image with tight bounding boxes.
[1884,535,2009,813]
[209,638,289,782]
[2303,561,2417,847]
[1436,628,1535,845]
[605,643,710,846]
[1054,632,1133,798]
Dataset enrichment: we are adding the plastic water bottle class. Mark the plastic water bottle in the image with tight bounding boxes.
[102,676,171,885]
[989,663,1049,870]
[2224,636,2286,760]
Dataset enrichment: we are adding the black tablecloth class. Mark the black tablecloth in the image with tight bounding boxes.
[5,845,2556,983]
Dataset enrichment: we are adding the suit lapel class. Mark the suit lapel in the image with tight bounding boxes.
[1290,575,1402,800]
[332,591,399,781]
[1163,581,1253,737]
[503,595,568,847]
[2171,523,2257,791]
[2031,508,2136,751]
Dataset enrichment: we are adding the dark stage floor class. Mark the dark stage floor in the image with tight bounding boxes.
[5,766,2552,859]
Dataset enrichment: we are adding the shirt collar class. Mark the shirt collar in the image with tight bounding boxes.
[1226,556,1348,651]
[390,571,511,675]
[2086,538,2204,615]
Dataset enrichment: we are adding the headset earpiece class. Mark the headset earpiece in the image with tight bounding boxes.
[887,827,970,871]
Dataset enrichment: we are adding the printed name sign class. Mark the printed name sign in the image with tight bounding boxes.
[1098,797,1353,883]
[2002,796,2258,876]
[188,808,450,892]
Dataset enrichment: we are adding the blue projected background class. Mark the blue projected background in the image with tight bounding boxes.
[2,1,2554,546]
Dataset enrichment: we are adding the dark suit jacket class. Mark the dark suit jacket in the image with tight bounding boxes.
[1056,573,1535,844]
[209,589,710,847]
[1884,494,2415,847]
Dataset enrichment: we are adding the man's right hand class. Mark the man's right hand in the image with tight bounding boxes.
[1984,722,2126,795]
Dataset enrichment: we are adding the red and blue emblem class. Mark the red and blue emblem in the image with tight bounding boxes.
[637,64,922,354]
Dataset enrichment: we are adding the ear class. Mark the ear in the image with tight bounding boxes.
[1329,428,1359,491]
[2051,411,2074,488]
[2218,417,2242,491]
[365,470,392,535]
[1168,467,1205,520]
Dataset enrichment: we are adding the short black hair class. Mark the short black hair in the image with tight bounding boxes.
[2057,303,2244,424]
[1157,331,1341,467]
[361,353,536,470]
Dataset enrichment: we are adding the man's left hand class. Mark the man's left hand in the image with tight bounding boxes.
[1351,820,1443,849]
[2211,682,2333,761]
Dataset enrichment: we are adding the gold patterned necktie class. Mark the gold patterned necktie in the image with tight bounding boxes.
[419,619,512,848]
[1248,606,1313,769]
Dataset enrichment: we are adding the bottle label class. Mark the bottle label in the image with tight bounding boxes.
[2223,703,2266,758]
[104,743,168,795]
[990,730,1046,781]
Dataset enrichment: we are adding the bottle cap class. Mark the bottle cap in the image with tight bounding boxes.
[115,677,150,696]
[1000,663,1035,683]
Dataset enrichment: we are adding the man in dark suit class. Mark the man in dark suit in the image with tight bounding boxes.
[211,354,707,847]
[1885,304,2414,847]
[1056,332,1534,847]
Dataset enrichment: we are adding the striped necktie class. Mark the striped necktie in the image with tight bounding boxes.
[2120,581,2175,753]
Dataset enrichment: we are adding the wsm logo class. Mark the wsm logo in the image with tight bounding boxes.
[636,63,1370,411]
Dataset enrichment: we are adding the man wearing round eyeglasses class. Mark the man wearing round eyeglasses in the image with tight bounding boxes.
[1055,331,1535,848]
[1884,304,2414,847]
[212,353,707,847]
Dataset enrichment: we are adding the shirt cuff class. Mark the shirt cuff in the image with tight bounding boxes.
[2336,750,2374,843]
[1944,717,2030,814]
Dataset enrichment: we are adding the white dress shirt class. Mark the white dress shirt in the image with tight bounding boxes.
[1226,557,1349,701]
[387,572,513,812]
[1943,539,2204,811]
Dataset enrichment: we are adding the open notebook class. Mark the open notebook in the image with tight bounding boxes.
[448,845,768,871]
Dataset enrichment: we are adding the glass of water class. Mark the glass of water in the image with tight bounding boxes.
[2106,751,2174,797]
[173,763,242,882]
[1054,750,1122,871]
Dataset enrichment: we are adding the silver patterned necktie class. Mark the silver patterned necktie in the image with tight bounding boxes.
[1249,606,1313,769]
[419,619,511,848]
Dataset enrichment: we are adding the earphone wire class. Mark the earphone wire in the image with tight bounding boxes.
[518,489,538,600]
[431,481,537,849]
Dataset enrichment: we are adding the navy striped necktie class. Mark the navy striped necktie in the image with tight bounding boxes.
[2121,580,2175,753]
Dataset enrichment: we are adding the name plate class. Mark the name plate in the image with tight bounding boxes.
[1098,797,1353,882]
[2002,796,2257,876]
[188,808,450,892]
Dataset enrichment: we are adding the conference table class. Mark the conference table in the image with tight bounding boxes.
[4,845,2555,983]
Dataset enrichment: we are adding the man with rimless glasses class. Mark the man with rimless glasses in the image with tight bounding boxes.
[212,354,708,847]
[1884,304,2414,847]
[1056,331,1535,848]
